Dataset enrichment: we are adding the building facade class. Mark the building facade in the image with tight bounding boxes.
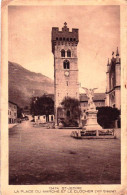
[52,23,79,125]
[8,101,17,124]
[106,48,121,110]
[80,93,106,112]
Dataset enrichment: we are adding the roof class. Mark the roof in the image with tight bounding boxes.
[43,94,54,101]
[44,93,106,102]
[9,101,18,106]
[80,93,106,102]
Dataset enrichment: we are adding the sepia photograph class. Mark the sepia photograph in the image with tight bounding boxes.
[2,1,127,194]
[7,4,122,186]
[8,5,121,185]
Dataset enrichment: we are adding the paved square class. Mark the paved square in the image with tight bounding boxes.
[9,121,121,184]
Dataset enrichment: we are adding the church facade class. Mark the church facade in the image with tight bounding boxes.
[105,48,121,110]
[52,23,79,125]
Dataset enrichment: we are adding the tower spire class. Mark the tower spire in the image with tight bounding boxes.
[64,22,67,27]
[116,47,119,56]
[112,51,114,58]
[107,58,110,66]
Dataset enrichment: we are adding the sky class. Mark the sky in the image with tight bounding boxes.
[8,5,120,93]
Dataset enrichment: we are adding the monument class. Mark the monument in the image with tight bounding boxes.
[71,87,115,139]
[82,88,102,135]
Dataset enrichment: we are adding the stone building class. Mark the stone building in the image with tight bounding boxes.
[52,23,79,125]
[106,48,121,110]
[23,106,30,115]
[80,93,106,113]
[8,101,17,124]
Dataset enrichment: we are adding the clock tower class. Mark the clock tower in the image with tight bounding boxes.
[52,23,79,125]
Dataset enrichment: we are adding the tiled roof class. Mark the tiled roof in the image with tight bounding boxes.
[80,93,106,102]
[9,101,18,106]
[41,93,106,102]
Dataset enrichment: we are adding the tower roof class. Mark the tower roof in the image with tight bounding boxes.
[51,23,79,53]
[116,47,119,56]
[107,58,110,66]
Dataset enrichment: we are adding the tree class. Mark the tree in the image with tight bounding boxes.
[30,95,54,117]
[60,97,81,127]
[96,106,120,128]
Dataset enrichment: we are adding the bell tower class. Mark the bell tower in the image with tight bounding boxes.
[51,23,79,125]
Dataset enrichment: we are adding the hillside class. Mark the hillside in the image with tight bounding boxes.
[9,61,54,108]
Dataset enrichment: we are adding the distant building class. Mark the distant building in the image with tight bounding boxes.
[80,93,106,112]
[8,101,17,124]
[32,93,105,124]
[23,106,30,115]
[106,48,121,110]
[34,115,54,123]
[52,93,105,123]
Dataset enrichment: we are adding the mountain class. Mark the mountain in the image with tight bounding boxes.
[9,61,54,108]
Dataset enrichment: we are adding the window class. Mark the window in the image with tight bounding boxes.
[56,37,58,40]
[63,60,70,69]
[60,37,62,41]
[67,110,70,117]
[70,38,72,41]
[67,50,71,57]
[61,49,65,57]
[51,115,53,121]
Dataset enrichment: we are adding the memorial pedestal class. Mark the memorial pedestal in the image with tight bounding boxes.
[83,108,102,131]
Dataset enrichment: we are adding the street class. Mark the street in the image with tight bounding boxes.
[9,120,121,185]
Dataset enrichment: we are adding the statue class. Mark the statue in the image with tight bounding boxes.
[82,87,97,109]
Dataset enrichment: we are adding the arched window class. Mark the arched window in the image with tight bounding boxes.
[67,50,71,57]
[63,60,70,69]
[61,49,65,57]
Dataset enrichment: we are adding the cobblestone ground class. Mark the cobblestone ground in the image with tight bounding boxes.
[9,121,121,185]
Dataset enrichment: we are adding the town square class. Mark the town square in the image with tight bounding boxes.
[8,5,121,185]
[9,121,120,184]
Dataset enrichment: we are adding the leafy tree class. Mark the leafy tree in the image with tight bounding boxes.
[30,95,54,117]
[60,97,81,127]
[96,106,120,128]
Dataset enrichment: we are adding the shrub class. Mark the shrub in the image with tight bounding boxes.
[97,106,120,128]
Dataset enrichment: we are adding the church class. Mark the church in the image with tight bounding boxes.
[105,48,121,110]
